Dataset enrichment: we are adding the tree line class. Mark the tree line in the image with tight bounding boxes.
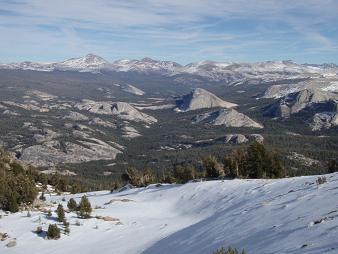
[119,141,286,187]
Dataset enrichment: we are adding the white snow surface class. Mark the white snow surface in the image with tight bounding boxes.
[1,174,338,254]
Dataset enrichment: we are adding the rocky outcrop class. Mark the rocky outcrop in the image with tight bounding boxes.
[287,152,321,167]
[175,88,237,112]
[19,139,121,167]
[88,117,116,128]
[75,100,157,124]
[223,134,248,144]
[121,126,141,138]
[63,111,89,121]
[311,112,338,131]
[33,129,60,143]
[114,83,145,96]
[249,134,264,143]
[193,108,263,128]
[263,88,338,118]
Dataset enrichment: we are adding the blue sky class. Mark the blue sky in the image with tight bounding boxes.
[1,0,338,64]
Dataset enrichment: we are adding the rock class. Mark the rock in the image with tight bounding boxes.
[193,108,263,128]
[118,84,145,96]
[2,110,20,116]
[102,216,120,222]
[88,118,116,128]
[224,134,248,144]
[33,129,60,143]
[175,88,237,112]
[19,139,122,167]
[75,100,157,124]
[250,134,264,143]
[111,102,157,124]
[63,111,89,121]
[121,126,141,138]
[118,183,134,192]
[0,232,9,241]
[263,88,338,118]
[287,152,321,167]
[6,240,17,248]
[26,90,57,101]
[311,112,338,131]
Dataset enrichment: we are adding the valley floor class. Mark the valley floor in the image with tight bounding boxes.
[1,174,338,254]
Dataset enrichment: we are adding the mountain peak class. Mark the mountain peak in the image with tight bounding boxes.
[175,88,238,112]
[56,54,108,70]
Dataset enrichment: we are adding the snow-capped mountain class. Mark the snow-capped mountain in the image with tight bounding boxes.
[54,53,109,72]
[1,54,337,83]
[173,60,337,83]
[0,54,109,73]
[111,57,181,74]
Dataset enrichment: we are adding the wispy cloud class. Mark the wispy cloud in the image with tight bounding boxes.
[0,0,338,63]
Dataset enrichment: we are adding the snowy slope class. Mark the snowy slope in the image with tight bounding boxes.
[1,174,338,254]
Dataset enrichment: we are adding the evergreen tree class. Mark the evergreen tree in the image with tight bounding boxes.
[56,204,65,222]
[47,224,60,240]
[246,141,266,178]
[202,155,225,178]
[213,247,247,254]
[67,198,77,211]
[268,151,284,178]
[328,159,337,173]
[173,165,196,183]
[78,196,92,219]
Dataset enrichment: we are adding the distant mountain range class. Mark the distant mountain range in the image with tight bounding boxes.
[1,54,337,84]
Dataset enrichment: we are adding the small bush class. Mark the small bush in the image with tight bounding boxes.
[213,247,247,254]
[47,224,60,240]
[316,176,327,185]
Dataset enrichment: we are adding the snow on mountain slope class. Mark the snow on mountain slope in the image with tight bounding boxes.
[1,55,337,83]
[0,54,109,73]
[54,53,109,71]
[111,57,181,74]
[1,174,338,254]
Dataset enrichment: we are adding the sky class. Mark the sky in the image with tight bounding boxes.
[0,0,338,64]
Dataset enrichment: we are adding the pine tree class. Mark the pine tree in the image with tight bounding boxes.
[56,204,65,222]
[246,141,266,178]
[212,247,247,254]
[78,196,92,219]
[7,192,19,213]
[47,224,60,240]
[202,155,224,178]
[67,198,77,211]
[328,159,337,173]
[173,165,196,183]
[268,151,284,178]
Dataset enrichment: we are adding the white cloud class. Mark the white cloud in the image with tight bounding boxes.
[0,0,338,62]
